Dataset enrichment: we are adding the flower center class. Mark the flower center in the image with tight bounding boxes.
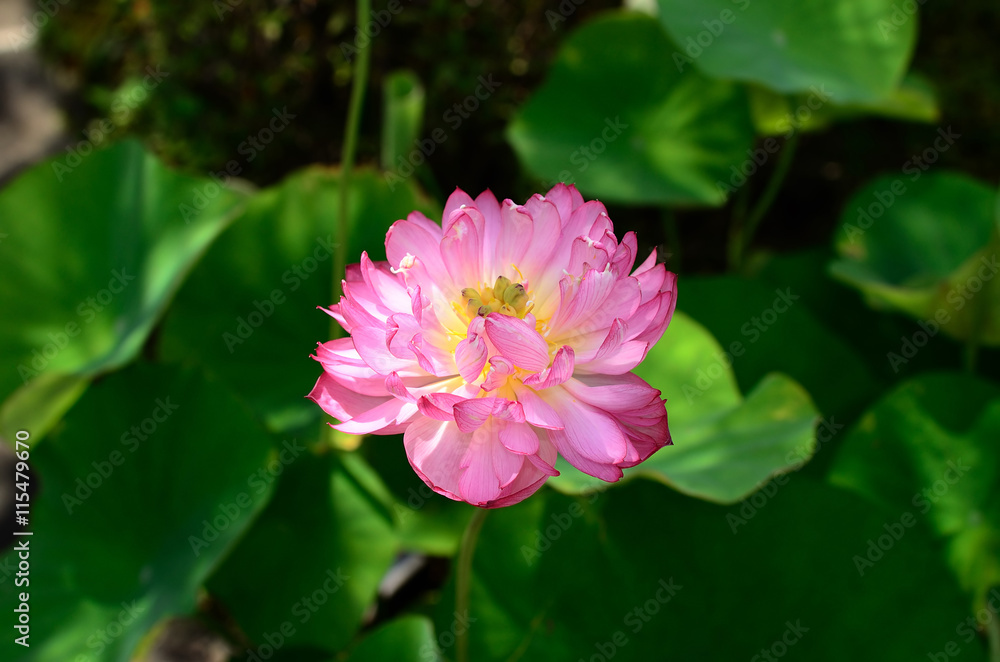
[460,275,533,319]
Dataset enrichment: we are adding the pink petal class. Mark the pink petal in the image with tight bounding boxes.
[611,232,638,277]
[482,474,549,507]
[566,235,611,275]
[441,211,484,285]
[634,271,678,345]
[492,437,525,488]
[386,313,422,359]
[459,427,503,504]
[576,340,649,375]
[351,326,416,375]
[405,210,443,236]
[307,372,388,422]
[314,339,399,396]
[385,223,449,287]
[480,355,514,391]
[544,183,584,221]
[453,397,496,433]
[416,392,466,421]
[549,271,641,342]
[334,397,418,435]
[594,318,628,361]
[498,420,539,455]
[455,317,488,384]
[525,451,560,477]
[476,190,503,270]
[336,289,382,330]
[540,387,628,465]
[634,260,667,304]
[522,345,574,389]
[455,338,487,384]
[513,384,563,429]
[453,397,525,433]
[443,188,477,233]
[484,313,550,372]
[404,416,465,501]
[518,195,561,283]
[384,372,418,403]
[494,200,533,275]
[410,285,428,323]
[561,374,661,413]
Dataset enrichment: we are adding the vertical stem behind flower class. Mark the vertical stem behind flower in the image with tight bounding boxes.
[333,0,373,342]
[989,607,1000,662]
[323,0,372,449]
[456,507,489,662]
[728,132,799,272]
[662,208,682,273]
[965,226,999,374]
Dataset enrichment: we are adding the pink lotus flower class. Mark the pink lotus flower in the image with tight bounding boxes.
[309,184,676,507]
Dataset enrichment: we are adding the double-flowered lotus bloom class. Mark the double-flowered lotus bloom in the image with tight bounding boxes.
[309,184,677,507]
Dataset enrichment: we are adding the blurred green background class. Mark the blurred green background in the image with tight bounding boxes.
[0,0,999,660]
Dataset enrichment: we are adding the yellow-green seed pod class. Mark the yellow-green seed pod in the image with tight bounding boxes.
[503,283,528,308]
[493,276,512,298]
[466,297,483,316]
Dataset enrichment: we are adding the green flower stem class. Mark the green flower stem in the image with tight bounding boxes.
[728,132,799,271]
[323,0,372,448]
[965,228,999,373]
[989,612,1000,662]
[332,0,373,342]
[456,507,488,662]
